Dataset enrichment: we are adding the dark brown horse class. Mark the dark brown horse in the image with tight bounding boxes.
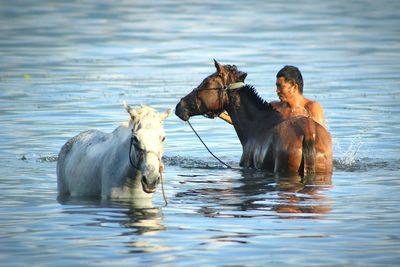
[175,60,332,175]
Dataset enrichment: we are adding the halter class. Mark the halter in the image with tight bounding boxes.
[128,128,168,205]
[193,85,226,118]
[128,129,161,170]
[194,81,245,118]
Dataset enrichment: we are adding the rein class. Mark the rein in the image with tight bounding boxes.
[128,129,168,206]
[187,120,235,169]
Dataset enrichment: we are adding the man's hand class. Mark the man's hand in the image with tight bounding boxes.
[218,111,233,124]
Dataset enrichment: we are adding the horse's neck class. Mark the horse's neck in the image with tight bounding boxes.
[112,122,133,152]
[225,86,283,145]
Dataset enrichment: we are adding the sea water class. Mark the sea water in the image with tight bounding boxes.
[1,0,400,266]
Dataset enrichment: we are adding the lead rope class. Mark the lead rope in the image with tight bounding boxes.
[159,163,168,206]
[187,120,234,169]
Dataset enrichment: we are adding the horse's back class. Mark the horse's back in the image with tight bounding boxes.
[57,130,108,196]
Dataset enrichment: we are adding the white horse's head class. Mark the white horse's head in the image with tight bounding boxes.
[124,101,171,194]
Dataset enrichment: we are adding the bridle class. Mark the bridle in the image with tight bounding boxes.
[128,128,168,205]
[193,81,245,118]
[193,85,228,119]
[128,129,161,170]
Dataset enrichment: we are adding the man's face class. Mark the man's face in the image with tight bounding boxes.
[276,77,295,102]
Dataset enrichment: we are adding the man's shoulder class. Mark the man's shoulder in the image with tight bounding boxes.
[305,99,323,110]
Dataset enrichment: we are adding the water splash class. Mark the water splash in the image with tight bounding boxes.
[340,138,361,165]
[19,154,58,163]
[164,156,238,169]
[28,154,236,169]
[38,155,58,163]
[334,135,362,170]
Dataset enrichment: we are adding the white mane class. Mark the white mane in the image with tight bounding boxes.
[121,105,160,128]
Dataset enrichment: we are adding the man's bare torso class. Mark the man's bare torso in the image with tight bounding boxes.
[271,99,326,128]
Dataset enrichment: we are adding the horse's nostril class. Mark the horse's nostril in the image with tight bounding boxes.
[175,103,182,114]
[141,175,157,193]
[175,104,190,121]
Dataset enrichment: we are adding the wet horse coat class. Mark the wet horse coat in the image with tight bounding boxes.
[175,60,332,175]
[57,103,170,199]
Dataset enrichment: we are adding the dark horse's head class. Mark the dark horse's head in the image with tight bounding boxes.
[175,59,247,121]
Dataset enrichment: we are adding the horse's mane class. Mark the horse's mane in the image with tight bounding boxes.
[239,85,275,112]
[136,105,158,118]
[224,64,240,73]
[222,64,275,113]
[121,105,161,129]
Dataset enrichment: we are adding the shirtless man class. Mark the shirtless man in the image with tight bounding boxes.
[219,65,326,128]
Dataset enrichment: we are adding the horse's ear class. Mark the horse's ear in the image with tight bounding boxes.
[238,71,247,82]
[214,59,223,73]
[160,108,172,121]
[123,101,138,119]
[123,100,130,112]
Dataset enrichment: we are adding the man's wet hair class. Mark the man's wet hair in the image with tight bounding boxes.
[276,65,304,94]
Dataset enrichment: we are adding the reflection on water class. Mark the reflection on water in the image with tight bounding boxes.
[177,170,332,220]
[270,174,332,218]
[58,197,165,236]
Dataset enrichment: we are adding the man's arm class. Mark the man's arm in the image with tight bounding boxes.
[308,101,326,128]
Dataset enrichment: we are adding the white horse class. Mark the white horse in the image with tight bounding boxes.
[57,102,171,200]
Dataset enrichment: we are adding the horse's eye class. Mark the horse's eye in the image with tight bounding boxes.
[161,136,166,142]
[132,135,139,143]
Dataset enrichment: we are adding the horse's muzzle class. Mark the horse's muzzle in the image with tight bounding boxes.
[141,175,159,193]
[175,102,190,121]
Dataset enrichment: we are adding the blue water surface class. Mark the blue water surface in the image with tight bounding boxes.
[1,0,400,266]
